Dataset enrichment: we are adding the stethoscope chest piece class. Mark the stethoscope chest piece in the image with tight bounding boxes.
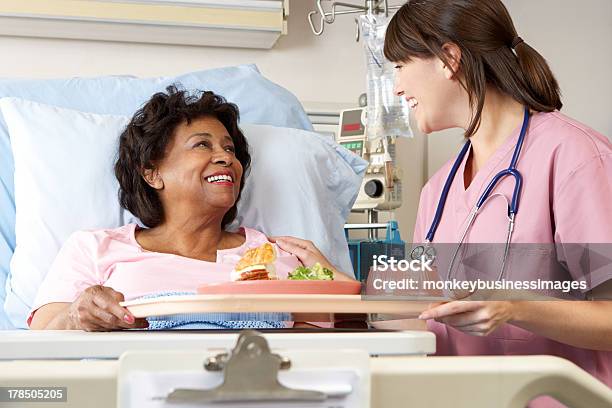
[410,244,436,262]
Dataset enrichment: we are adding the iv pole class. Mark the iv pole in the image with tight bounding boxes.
[308,0,404,240]
[308,0,401,40]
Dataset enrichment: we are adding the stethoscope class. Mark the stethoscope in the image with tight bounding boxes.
[410,107,530,282]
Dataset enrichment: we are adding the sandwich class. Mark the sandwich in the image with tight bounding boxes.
[231,242,277,281]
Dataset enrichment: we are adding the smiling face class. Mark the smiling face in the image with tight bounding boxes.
[393,55,467,134]
[147,116,244,218]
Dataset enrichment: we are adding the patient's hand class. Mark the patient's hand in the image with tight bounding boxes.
[66,285,148,331]
[271,236,355,281]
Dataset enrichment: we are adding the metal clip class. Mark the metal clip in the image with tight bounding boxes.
[162,330,326,404]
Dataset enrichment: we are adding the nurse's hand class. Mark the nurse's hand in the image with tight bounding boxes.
[68,285,149,331]
[418,301,515,336]
[271,236,355,281]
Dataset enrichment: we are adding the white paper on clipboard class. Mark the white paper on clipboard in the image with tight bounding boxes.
[124,369,362,408]
[118,348,371,408]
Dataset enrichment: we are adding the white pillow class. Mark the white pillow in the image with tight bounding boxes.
[1,97,365,328]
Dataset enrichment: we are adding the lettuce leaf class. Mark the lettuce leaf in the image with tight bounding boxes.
[288,263,334,280]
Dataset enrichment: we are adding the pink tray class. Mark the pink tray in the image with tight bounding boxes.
[197,280,362,295]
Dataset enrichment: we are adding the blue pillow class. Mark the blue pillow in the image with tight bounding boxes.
[0,65,312,329]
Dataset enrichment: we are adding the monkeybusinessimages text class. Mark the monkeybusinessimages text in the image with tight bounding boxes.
[370,255,587,294]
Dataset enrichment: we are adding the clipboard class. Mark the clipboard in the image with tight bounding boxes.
[117,330,371,408]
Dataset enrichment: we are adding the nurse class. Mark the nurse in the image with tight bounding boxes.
[384,0,612,396]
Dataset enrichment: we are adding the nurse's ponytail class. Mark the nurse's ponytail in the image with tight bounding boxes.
[384,0,562,137]
[513,40,562,112]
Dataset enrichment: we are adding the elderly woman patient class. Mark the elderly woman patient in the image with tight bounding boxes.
[29,86,352,331]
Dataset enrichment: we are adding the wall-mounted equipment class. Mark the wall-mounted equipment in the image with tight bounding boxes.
[0,0,288,49]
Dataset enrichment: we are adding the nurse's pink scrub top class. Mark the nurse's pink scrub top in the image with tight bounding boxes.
[27,224,301,326]
[413,112,612,398]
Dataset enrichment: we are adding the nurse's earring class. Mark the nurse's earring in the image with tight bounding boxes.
[142,167,164,190]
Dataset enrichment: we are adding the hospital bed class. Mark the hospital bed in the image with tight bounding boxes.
[0,66,611,408]
[1,329,611,407]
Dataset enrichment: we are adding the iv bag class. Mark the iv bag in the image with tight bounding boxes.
[360,13,413,139]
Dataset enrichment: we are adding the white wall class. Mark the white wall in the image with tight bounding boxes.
[0,0,609,243]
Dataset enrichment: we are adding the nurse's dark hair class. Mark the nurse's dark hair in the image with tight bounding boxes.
[114,84,251,229]
[384,0,562,137]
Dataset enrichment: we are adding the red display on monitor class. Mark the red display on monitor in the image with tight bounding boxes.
[343,123,361,132]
